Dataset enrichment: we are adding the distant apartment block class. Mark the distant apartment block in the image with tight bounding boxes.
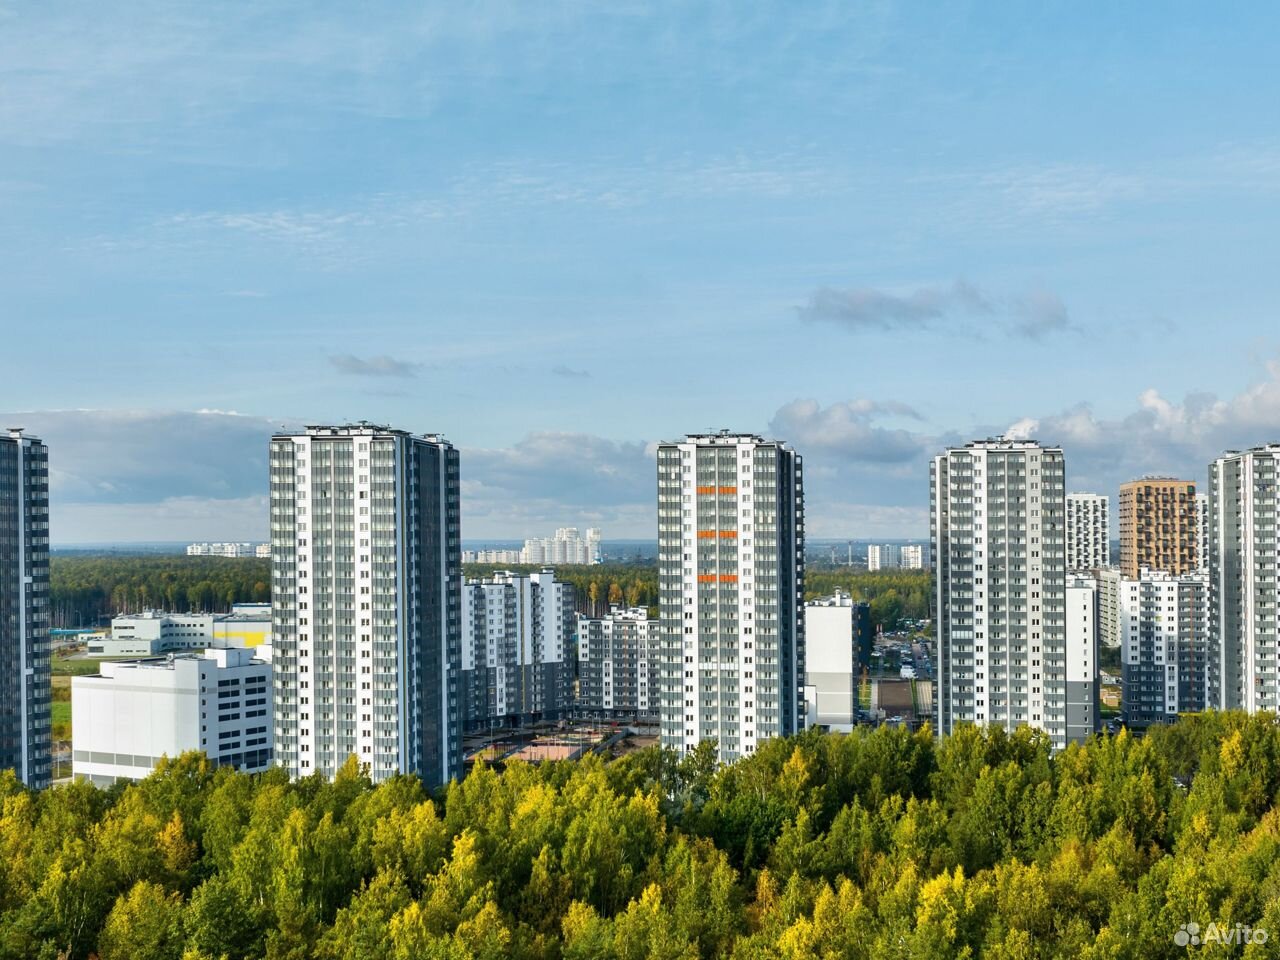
[91,604,272,657]
[867,543,927,571]
[73,647,271,787]
[576,606,660,719]
[1119,477,1198,578]
[658,431,805,762]
[521,527,602,565]
[0,429,51,788]
[460,569,574,732]
[1209,445,1280,712]
[270,424,462,786]
[1065,492,1110,570]
[186,542,269,558]
[932,438,1089,749]
[1119,570,1209,726]
[804,590,873,730]
[461,549,523,564]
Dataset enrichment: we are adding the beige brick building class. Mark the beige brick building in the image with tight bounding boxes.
[1118,477,1198,578]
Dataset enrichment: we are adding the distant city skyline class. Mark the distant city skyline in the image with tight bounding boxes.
[5,5,1280,542]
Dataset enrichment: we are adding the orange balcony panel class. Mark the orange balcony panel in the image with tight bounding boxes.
[719,574,738,583]
[719,530,737,538]
[718,486,737,494]
[696,485,717,495]
[697,530,716,538]
[697,574,717,583]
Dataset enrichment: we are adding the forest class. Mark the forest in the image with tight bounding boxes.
[3,714,1279,959]
[49,557,271,628]
[464,563,930,631]
[51,556,929,634]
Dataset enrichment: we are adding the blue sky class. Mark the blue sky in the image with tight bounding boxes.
[4,2,1280,541]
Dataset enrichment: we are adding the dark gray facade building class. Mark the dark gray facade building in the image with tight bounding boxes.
[460,570,574,733]
[270,425,461,786]
[576,606,660,720]
[0,429,51,788]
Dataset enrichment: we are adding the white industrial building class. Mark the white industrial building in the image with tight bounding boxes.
[804,591,872,731]
[72,647,272,787]
[1066,576,1100,737]
[90,604,272,657]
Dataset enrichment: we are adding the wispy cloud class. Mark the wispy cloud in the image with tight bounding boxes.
[551,365,590,379]
[798,280,989,333]
[329,354,420,378]
[798,280,1074,340]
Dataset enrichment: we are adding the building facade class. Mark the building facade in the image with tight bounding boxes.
[1119,477,1198,578]
[73,647,272,787]
[657,432,805,762]
[932,439,1084,749]
[1066,576,1100,741]
[0,430,51,788]
[1209,445,1280,712]
[1097,568,1122,649]
[460,569,574,732]
[804,590,873,731]
[1066,492,1110,571]
[1196,492,1209,573]
[270,424,462,786]
[1119,570,1210,726]
[576,606,660,719]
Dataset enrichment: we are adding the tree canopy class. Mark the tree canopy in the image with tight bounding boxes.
[51,556,270,627]
[2,714,1279,958]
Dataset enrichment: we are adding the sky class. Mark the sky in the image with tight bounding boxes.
[4,2,1280,543]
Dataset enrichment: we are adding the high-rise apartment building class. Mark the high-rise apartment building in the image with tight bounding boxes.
[0,430,51,788]
[1118,477,1198,578]
[460,569,574,732]
[931,439,1088,749]
[657,431,805,762]
[576,606,660,720]
[269,425,462,786]
[1119,570,1209,726]
[1209,445,1280,712]
[1065,492,1110,571]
